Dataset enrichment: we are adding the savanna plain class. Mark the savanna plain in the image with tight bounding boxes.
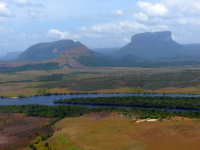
[1,62,200,150]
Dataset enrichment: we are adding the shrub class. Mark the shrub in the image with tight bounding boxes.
[29,144,37,150]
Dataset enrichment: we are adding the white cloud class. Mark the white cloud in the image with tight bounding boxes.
[13,0,29,5]
[172,34,178,41]
[132,12,148,21]
[20,10,45,24]
[0,26,13,34]
[176,19,188,25]
[163,0,200,15]
[111,9,123,16]
[48,29,80,39]
[123,37,130,43]
[80,16,98,22]
[27,10,41,19]
[77,21,149,33]
[0,17,10,23]
[10,0,44,7]
[0,1,12,17]
[84,33,102,38]
[151,25,169,32]
[137,1,168,16]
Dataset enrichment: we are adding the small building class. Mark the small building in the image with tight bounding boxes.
[136,118,158,123]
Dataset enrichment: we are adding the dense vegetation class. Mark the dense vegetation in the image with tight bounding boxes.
[37,74,70,82]
[0,62,61,74]
[1,104,200,119]
[36,72,102,82]
[78,55,200,68]
[54,96,200,110]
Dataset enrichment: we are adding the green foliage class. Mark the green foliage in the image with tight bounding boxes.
[37,74,70,82]
[37,89,52,95]
[35,132,39,136]
[29,144,37,150]
[0,104,200,120]
[17,94,26,98]
[41,136,48,141]
[45,142,49,148]
[71,82,119,91]
[54,96,200,110]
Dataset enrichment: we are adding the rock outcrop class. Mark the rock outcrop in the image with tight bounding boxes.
[114,31,187,59]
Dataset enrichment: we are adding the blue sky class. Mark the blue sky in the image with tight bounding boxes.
[0,0,200,55]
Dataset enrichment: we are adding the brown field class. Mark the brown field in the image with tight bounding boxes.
[35,113,200,150]
[0,113,54,150]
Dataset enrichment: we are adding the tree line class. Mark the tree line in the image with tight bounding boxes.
[1,104,200,119]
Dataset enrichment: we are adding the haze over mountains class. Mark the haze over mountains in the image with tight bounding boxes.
[0,52,22,61]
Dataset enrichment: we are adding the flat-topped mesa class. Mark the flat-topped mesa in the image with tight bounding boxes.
[131,31,172,45]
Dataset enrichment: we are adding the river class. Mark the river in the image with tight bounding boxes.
[0,93,200,112]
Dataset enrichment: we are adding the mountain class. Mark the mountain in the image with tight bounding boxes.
[114,31,187,59]
[0,52,22,61]
[48,42,93,68]
[17,40,81,61]
[182,43,200,50]
[181,44,200,57]
[92,47,121,55]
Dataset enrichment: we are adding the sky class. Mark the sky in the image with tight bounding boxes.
[0,0,200,55]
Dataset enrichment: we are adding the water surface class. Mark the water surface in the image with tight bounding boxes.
[1,93,200,112]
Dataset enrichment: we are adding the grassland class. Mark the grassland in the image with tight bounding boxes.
[33,113,200,150]
[1,65,200,97]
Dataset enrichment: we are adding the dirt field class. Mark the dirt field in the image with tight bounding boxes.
[0,113,54,150]
[38,113,200,150]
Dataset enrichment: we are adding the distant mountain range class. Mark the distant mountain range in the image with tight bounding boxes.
[92,47,120,56]
[4,31,198,68]
[0,52,22,61]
